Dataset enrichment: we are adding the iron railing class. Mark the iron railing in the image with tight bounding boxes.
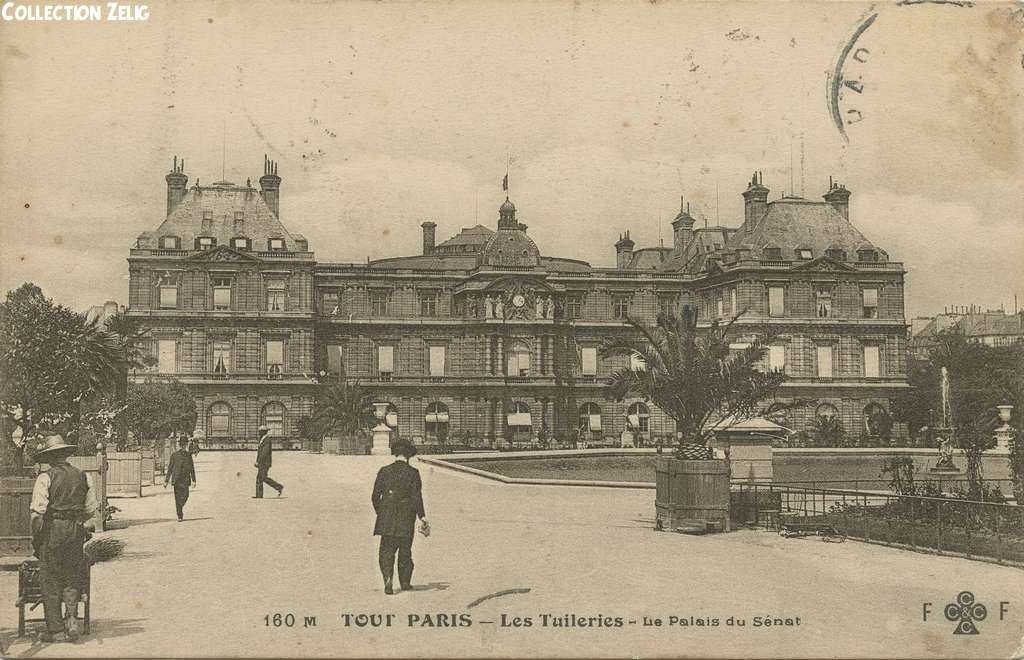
[732,482,1024,567]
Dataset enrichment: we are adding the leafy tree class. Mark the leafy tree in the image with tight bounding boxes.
[600,306,788,457]
[309,377,374,439]
[119,379,197,448]
[0,283,124,467]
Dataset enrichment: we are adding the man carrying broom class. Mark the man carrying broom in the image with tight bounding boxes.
[29,432,97,643]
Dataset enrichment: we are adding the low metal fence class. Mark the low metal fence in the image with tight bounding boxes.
[772,478,1015,496]
[732,482,1024,567]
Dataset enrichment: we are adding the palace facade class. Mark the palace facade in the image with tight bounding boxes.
[128,159,908,448]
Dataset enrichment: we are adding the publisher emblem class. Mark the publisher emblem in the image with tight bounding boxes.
[944,591,987,635]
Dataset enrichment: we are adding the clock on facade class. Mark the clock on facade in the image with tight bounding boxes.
[512,294,526,308]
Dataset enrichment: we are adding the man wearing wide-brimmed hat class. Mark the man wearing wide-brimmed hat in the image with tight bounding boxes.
[371,439,428,594]
[254,424,284,498]
[29,432,97,643]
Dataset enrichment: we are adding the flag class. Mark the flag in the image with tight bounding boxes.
[502,174,508,191]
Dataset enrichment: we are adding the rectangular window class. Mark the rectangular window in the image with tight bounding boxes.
[158,285,178,309]
[212,277,232,310]
[197,236,215,250]
[377,345,394,374]
[862,288,879,319]
[326,343,343,375]
[428,345,446,377]
[322,291,339,314]
[266,339,284,375]
[157,339,176,374]
[769,345,786,371]
[797,248,813,260]
[716,296,724,318]
[266,279,286,312]
[420,292,438,317]
[581,347,598,376]
[231,237,249,251]
[730,288,737,315]
[268,238,285,251]
[212,340,231,374]
[864,345,880,378]
[763,247,782,260]
[565,295,583,319]
[816,289,832,318]
[369,290,389,316]
[612,294,630,320]
[768,286,785,316]
[816,345,834,378]
[160,236,178,249]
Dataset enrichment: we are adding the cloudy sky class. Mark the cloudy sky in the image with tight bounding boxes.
[1,1,1021,319]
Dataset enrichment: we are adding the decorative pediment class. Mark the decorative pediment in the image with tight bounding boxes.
[185,246,262,263]
[792,256,857,272]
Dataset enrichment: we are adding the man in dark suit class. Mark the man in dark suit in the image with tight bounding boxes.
[255,425,283,498]
[164,436,196,521]
[371,440,428,594]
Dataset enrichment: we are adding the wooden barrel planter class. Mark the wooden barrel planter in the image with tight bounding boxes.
[655,457,731,533]
[0,475,35,556]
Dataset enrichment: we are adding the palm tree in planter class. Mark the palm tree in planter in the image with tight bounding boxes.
[310,377,374,455]
[600,305,788,533]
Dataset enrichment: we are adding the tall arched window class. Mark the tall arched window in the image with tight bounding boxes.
[208,402,232,438]
[506,401,532,444]
[261,402,287,437]
[425,402,449,443]
[507,341,531,377]
[627,402,650,433]
[578,403,602,439]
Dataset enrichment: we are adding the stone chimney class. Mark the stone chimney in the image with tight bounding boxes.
[165,156,188,216]
[823,177,851,220]
[259,155,282,218]
[742,171,769,231]
[615,231,635,269]
[671,196,695,252]
[421,221,437,255]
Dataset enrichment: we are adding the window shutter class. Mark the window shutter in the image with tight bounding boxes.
[327,344,343,374]
[266,340,284,366]
[864,345,880,377]
[378,345,394,373]
[863,288,878,307]
[581,347,598,376]
[816,345,833,378]
[429,346,446,377]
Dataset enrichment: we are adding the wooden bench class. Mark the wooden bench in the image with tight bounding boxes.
[15,559,91,637]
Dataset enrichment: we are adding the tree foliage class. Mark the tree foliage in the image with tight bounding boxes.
[0,283,125,465]
[600,306,788,454]
[119,379,197,447]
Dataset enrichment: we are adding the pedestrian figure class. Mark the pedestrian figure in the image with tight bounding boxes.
[371,440,428,595]
[29,433,97,643]
[255,425,283,498]
[188,436,199,456]
[164,436,196,521]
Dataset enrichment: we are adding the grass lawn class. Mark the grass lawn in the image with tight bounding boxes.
[457,455,659,482]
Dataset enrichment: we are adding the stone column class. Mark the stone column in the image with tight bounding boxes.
[496,336,504,376]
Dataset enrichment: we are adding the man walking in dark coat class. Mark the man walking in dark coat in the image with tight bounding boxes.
[371,440,428,594]
[255,425,283,498]
[164,436,196,521]
[29,433,97,643]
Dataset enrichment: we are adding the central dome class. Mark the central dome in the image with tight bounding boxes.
[479,228,540,268]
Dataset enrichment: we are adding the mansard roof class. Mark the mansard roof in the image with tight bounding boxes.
[724,197,887,263]
[659,226,736,273]
[138,182,299,248]
[435,225,495,249]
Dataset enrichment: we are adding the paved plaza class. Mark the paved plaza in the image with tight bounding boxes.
[1,451,1022,658]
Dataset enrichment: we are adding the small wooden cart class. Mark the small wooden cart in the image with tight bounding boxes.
[15,559,91,637]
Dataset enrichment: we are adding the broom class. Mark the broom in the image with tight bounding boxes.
[84,537,125,563]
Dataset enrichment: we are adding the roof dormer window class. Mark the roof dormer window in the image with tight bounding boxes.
[763,246,782,260]
[825,248,847,261]
[233,211,245,233]
[268,238,285,252]
[159,236,180,250]
[857,248,879,262]
[231,237,250,251]
[797,248,813,260]
[196,236,216,250]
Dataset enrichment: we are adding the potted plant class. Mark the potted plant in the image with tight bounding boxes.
[310,375,373,455]
[601,305,787,533]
